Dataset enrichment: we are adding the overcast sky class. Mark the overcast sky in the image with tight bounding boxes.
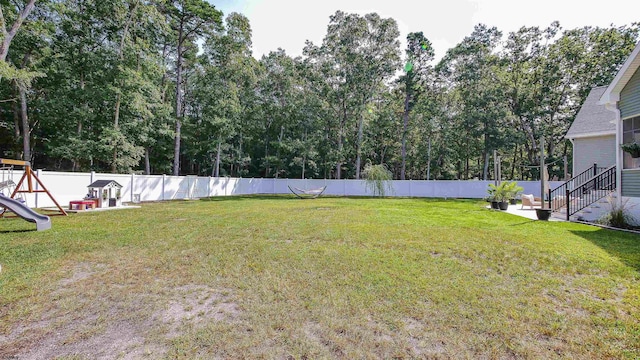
[212,0,640,61]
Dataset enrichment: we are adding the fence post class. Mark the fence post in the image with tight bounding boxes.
[187,176,191,200]
[162,174,166,201]
[130,173,134,203]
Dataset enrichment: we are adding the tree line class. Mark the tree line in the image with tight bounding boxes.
[1,0,638,180]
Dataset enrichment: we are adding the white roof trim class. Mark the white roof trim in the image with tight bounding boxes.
[600,41,640,105]
[565,130,616,140]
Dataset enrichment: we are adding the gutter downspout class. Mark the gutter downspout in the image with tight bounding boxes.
[605,103,622,207]
[568,138,575,177]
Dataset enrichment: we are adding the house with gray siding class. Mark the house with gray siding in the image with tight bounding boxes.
[599,40,640,215]
[565,86,616,176]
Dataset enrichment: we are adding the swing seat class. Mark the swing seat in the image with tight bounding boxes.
[288,185,327,199]
[0,180,16,191]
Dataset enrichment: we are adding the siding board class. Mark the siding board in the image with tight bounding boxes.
[573,135,616,175]
[621,67,640,119]
[622,170,640,197]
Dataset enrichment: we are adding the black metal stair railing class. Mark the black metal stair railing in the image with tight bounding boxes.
[561,165,616,221]
[548,163,607,212]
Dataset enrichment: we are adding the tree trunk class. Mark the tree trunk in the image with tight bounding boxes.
[160,43,169,103]
[274,126,284,179]
[355,114,364,180]
[173,120,181,175]
[264,121,271,177]
[426,137,431,180]
[72,73,85,172]
[517,115,537,164]
[144,148,151,175]
[239,133,244,176]
[113,0,137,127]
[19,85,30,162]
[215,138,221,177]
[336,102,347,180]
[112,134,118,173]
[301,127,307,179]
[483,152,490,181]
[335,130,342,180]
[12,85,20,140]
[511,142,518,180]
[173,19,185,176]
[465,156,469,180]
[0,0,37,63]
[401,92,410,180]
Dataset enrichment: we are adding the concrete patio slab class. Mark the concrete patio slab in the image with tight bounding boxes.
[488,204,564,222]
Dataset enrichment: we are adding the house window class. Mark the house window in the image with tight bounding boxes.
[622,116,640,168]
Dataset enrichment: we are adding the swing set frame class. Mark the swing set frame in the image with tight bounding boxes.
[0,158,67,216]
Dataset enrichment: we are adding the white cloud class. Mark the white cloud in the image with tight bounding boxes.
[213,0,640,62]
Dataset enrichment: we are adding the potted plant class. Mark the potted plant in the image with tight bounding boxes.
[486,195,499,209]
[503,181,524,205]
[486,187,499,209]
[621,142,640,158]
[488,183,509,210]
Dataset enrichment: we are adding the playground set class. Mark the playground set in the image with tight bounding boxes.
[0,158,67,231]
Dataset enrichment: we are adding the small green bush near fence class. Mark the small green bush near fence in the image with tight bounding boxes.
[1,197,639,358]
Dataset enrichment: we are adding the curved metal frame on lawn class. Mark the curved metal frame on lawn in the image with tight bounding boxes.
[288,185,327,199]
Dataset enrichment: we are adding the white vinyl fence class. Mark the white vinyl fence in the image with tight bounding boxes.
[0,170,563,209]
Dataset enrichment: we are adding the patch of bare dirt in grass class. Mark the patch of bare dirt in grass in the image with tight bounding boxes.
[1,260,241,360]
[158,285,241,338]
[300,317,452,358]
[402,317,448,357]
[57,262,107,287]
[16,319,165,360]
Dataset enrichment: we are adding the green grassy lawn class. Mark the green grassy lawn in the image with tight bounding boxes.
[1,196,639,359]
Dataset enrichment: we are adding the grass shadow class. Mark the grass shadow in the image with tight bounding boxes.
[508,220,538,226]
[200,195,299,202]
[571,228,640,272]
[0,229,36,233]
[200,195,483,203]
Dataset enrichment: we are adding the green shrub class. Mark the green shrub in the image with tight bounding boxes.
[363,164,393,197]
[597,197,634,229]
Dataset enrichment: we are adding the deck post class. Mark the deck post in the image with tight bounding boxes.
[566,188,570,221]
